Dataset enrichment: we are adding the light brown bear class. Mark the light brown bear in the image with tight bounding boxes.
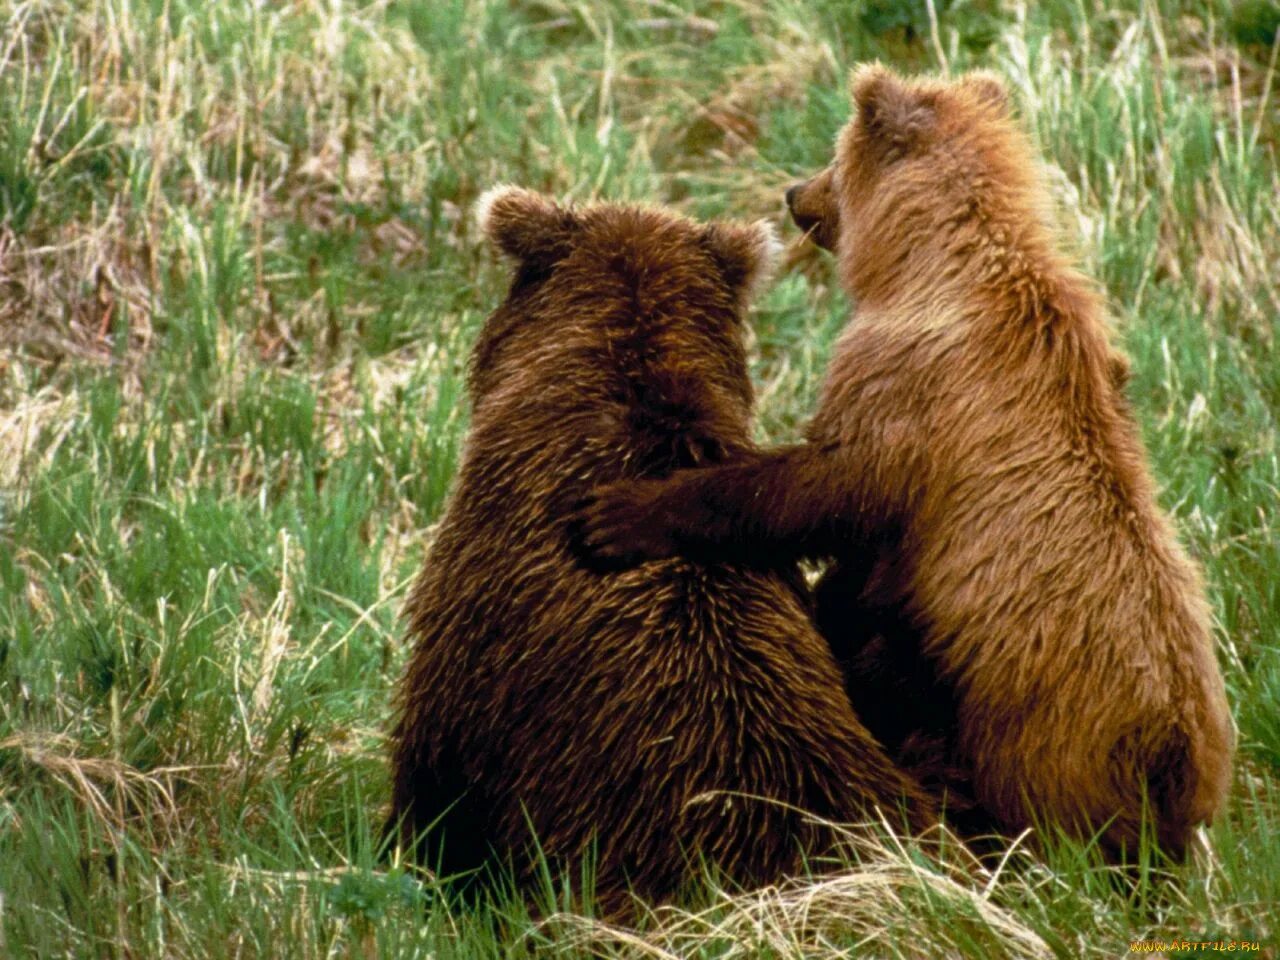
[573,66,1235,858]
[390,187,937,917]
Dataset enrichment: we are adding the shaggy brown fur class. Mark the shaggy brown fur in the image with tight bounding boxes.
[389,187,936,916]
[572,67,1235,857]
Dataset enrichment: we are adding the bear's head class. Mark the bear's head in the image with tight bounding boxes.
[468,188,780,473]
[470,186,778,411]
[786,66,1036,299]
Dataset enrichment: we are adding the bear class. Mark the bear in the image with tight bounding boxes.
[388,186,938,917]
[570,66,1235,859]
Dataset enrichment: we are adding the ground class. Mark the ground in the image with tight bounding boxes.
[0,1,1276,957]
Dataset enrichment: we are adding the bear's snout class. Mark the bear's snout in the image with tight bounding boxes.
[785,175,838,251]
[786,181,820,236]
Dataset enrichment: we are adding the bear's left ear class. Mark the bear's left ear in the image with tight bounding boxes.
[475,185,580,268]
[850,62,935,162]
[702,219,781,302]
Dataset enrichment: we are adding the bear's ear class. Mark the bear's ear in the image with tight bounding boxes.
[850,62,935,162]
[475,185,579,267]
[702,219,780,301]
[1108,350,1132,391]
[961,70,1011,115]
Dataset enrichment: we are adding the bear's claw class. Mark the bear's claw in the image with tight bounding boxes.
[567,482,677,569]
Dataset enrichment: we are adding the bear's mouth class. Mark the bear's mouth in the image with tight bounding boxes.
[792,212,836,252]
[791,211,828,248]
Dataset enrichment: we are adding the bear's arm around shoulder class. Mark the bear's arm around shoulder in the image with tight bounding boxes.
[569,443,868,568]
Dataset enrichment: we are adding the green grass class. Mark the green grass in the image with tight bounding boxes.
[1,0,1277,956]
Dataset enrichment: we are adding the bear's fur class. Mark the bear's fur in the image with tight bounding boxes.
[572,67,1235,857]
[389,187,937,915]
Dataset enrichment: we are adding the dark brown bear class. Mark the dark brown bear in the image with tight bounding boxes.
[573,67,1235,859]
[389,186,936,916]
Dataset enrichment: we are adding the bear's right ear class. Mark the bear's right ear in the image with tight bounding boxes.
[1108,350,1132,391]
[702,219,781,302]
[961,70,1011,115]
[850,62,935,162]
[475,185,579,267]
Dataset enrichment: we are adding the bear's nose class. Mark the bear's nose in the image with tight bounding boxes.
[785,185,800,210]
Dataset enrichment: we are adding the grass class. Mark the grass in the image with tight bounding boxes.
[0,0,1277,956]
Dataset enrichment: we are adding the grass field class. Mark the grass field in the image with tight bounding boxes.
[1,0,1277,956]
